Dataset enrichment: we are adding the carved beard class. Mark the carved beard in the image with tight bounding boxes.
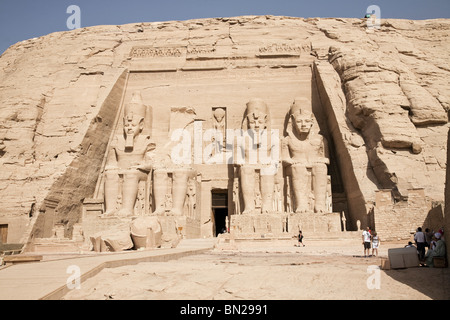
[125,132,134,150]
[124,117,143,150]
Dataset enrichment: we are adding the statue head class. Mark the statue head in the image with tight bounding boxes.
[123,92,147,134]
[243,98,270,132]
[213,108,226,123]
[289,99,314,136]
[123,112,144,138]
[123,92,146,148]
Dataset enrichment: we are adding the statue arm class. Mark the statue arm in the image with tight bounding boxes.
[281,137,294,166]
[136,142,156,172]
[323,137,330,160]
[105,138,118,171]
[315,136,330,165]
[233,134,245,167]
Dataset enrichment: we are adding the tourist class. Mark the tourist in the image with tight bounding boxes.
[362,227,371,257]
[414,227,426,261]
[425,228,433,248]
[438,227,445,242]
[422,233,446,267]
[424,234,437,258]
[296,230,305,247]
[405,241,415,248]
[430,235,438,251]
[371,232,380,257]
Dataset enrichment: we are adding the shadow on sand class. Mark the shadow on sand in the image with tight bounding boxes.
[383,265,450,300]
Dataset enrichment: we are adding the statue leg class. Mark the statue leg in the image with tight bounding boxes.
[171,168,190,216]
[240,166,255,214]
[260,173,274,213]
[290,164,309,213]
[119,170,142,216]
[312,163,328,213]
[90,236,101,252]
[152,169,168,215]
[104,169,119,215]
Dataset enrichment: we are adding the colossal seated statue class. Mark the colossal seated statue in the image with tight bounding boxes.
[103,92,155,217]
[151,106,197,217]
[236,98,278,214]
[282,99,329,213]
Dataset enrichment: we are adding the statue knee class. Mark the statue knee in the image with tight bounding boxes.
[153,169,167,181]
[173,169,189,182]
[291,165,307,176]
[312,163,327,175]
[240,166,254,176]
[105,169,119,179]
[123,170,142,183]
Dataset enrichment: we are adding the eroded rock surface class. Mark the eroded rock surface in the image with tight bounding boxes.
[0,16,448,243]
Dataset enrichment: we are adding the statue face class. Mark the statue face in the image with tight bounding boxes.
[247,111,267,131]
[123,114,143,138]
[213,108,225,122]
[292,112,313,135]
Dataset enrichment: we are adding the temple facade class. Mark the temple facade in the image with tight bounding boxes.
[0,16,447,252]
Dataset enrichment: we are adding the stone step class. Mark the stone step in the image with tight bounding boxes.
[3,254,43,265]
[219,231,361,242]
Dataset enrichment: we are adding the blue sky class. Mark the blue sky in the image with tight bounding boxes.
[1,0,449,55]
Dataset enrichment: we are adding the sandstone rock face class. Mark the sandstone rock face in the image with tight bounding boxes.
[0,16,448,244]
[445,128,450,259]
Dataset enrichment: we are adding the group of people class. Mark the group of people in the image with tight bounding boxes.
[413,227,446,267]
[362,227,380,257]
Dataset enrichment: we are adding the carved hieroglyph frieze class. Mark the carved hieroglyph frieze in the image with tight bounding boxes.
[187,46,216,55]
[130,46,216,58]
[130,43,310,59]
[258,43,304,54]
[130,46,183,58]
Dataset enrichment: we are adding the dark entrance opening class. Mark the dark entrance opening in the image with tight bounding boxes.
[213,208,228,236]
[211,190,228,237]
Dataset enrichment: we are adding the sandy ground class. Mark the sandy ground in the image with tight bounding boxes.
[62,239,450,300]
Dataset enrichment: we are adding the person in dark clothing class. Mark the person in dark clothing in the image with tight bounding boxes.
[414,227,426,261]
[297,230,305,247]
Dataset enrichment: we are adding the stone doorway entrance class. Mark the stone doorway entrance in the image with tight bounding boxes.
[211,190,228,237]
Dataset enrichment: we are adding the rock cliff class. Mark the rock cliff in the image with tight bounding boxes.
[0,15,448,242]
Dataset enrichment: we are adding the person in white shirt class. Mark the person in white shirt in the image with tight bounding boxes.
[414,227,426,261]
[371,232,380,257]
[362,227,371,257]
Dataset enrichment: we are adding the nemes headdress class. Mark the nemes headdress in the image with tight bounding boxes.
[242,98,271,130]
[286,98,316,137]
[123,91,153,136]
[124,91,147,121]
[289,97,313,118]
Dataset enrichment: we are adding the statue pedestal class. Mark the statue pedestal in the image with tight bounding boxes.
[79,196,202,251]
[229,213,288,239]
[287,211,342,235]
[229,211,343,239]
[158,215,185,238]
[157,215,201,240]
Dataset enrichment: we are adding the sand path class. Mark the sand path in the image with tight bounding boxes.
[62,239,450,300]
